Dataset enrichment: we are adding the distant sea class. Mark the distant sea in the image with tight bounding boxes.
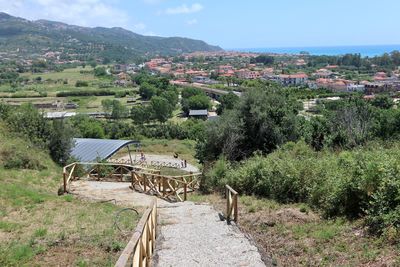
[231,44,400,57]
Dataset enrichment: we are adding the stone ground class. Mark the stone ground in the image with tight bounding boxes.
[154,202,265,267]
[69,181,266,267]
[119,153,199,173]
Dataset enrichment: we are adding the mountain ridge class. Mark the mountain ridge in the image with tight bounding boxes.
[0,12,222,62]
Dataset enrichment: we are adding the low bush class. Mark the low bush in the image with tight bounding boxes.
[2,148,46,170]
[206,141,400,236]
[75,80,89,87]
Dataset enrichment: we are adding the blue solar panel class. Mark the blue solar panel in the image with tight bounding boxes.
[71,138,140,162]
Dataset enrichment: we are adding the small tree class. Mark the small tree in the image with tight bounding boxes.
[49,120,75,165]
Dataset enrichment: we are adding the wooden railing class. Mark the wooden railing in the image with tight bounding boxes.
[225,185,238,223]
[61,162,160,194]
[61,162,199,202]
[131,171,201,202]
[115,200,157,267]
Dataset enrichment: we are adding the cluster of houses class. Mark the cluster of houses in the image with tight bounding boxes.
[143,54,400,94]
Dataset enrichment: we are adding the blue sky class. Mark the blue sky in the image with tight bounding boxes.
[1,0,400,49]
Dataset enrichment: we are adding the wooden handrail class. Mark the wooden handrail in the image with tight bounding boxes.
[131,171,201,202]
[225,185,238,223]
[61,162,201,202]
[115,200,157,267]
[61,162,163,194]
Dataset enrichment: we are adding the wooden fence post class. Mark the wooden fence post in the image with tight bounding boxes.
[234,193,238,223]
[63,171,67,193]
[143,174,147,192]
[162,177,166,197]
[184,183,187,201]
[226,186,229,221]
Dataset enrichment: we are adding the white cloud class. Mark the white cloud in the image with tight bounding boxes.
[144,31,157,36]
[0,0,129,29]
[186,19,198,25]
[133,23,146,31]
[165,3,203,15]
[143,0,163,4]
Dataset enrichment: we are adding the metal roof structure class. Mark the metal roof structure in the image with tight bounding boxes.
[71,138,140,162]
[189,109,208,116]
[45,112,77,119]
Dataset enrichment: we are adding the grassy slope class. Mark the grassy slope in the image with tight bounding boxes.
[0,123,139,266]
[188,193,400,266]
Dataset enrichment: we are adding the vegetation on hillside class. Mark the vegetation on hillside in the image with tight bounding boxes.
[199,84,400,240]
[0,122,140,266]
[0,12,222,63]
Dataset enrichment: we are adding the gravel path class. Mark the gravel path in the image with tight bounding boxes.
[69,181,265,266]
[153,202,265,267]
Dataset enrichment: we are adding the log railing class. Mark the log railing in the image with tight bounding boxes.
[61,162,199,201]
[131,171,201,202]
[61,162,160,194]
[225,185,238,223]
[115,199,157,267]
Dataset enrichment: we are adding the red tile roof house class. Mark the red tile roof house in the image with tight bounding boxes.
[313,68,334,79]
[278,73,308,86]
[218,65,234,74]
[235,69,261,79]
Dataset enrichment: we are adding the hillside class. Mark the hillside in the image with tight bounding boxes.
[0,122,140,266]
[0,12,222,62]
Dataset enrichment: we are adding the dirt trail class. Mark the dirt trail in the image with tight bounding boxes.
[69,181,266,267]
[69,180,172,207]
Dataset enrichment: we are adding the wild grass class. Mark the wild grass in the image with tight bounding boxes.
[188,192,400,266]
[0,123,140,266]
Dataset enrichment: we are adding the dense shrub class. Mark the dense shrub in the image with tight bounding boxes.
[206,141,400,235]
[56,90,123,97]
[75,80,89,87]
[0,103,73,165]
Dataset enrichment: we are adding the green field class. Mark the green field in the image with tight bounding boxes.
[0,67,141,113]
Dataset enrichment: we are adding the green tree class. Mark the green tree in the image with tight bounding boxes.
[102,99,127,120]
[49,120,75,165]
[131,105,152,125]
[139,82,158,100]
[89,61,97,68]
[216,92,240,115]
[160,90,179,107]
[70,115,105,138]
[197,87,299,162]
[371,95,394,109]
[150,96,173,123]
[94,67,107,77]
